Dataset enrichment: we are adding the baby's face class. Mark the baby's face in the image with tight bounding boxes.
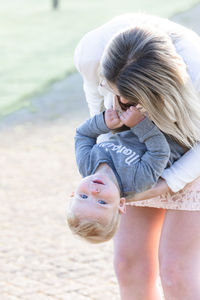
[71,174,125,226]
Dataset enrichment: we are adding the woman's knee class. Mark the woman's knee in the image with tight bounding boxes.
[159,255,179,288]
[159,253,191,290]
[114,254,133,282]
[114,251,157,286]
[159,211,200,293]
[159,250,200,300]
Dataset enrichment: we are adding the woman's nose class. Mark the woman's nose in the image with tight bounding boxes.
[120,97,129,104]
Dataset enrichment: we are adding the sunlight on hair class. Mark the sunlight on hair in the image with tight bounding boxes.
[100,25,200,148]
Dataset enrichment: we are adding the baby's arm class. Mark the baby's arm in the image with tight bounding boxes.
[127,142,200,201]
[75,113,110,176]
[119,107,199,196]
[120,107,200,195]
[126,113,171,193]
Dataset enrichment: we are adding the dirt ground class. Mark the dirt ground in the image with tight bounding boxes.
[1,4,200,299]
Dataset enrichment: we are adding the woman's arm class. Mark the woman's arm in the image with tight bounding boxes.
[174,27,200,93]
[161,143,200,192]
[126,178,170,203]
[74,34,103,116]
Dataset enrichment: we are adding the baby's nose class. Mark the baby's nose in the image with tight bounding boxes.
[90,185,100,194]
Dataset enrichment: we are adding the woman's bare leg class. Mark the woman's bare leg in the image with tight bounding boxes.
[159,210,200,299]
[114,206,165,300]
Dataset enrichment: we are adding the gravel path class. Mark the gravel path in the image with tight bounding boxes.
[1,4,200,299]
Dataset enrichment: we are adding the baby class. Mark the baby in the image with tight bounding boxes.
[67,106,185,243]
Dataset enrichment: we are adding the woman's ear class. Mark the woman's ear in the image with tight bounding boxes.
[118,197,126,214]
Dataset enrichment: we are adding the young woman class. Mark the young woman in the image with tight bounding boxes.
[74,13,200,299]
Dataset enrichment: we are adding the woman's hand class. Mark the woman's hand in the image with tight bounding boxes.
[120,106,145,128]
[126,178,171,203]
[104,108,123,129]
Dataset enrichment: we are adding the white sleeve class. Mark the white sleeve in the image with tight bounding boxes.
[161,143,200,192]
[174,28,200,92]
[82,79,103,116]
[74,32,115,116]
[74,32,104,116]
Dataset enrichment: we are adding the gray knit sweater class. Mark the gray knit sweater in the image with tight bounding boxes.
[75,112,185,197]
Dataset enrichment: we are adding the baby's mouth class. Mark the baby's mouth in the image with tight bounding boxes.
[92,179,105,185]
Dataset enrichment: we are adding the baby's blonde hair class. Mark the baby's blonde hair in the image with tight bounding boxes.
[67,203,121,244]
[101,25,200,148]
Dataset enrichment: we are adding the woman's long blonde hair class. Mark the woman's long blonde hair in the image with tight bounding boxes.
[100,26,200,148]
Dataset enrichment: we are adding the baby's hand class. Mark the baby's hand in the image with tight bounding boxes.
[120,106,145,128]
[104,108,123,129]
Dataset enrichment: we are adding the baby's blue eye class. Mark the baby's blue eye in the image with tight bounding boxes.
[98,200,107,205]
[80,194,88,199]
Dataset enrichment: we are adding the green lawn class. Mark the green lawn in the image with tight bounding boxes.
[0,0,199,117]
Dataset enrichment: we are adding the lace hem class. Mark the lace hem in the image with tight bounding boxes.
[127,181,200,210]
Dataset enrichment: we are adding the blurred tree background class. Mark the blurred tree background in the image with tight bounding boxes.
[0,0,199,117]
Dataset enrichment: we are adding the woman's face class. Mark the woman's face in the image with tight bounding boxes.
[99,79,139,109]
[109,83,145,112]
[115,95,134,111]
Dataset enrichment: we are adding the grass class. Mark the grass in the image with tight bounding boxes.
[0,0,199,117]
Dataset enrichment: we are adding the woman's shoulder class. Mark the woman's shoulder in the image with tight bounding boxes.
[171,25,200,89]
[73,13,156,72]
[74,13,190,62]
[74,13,200,86]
